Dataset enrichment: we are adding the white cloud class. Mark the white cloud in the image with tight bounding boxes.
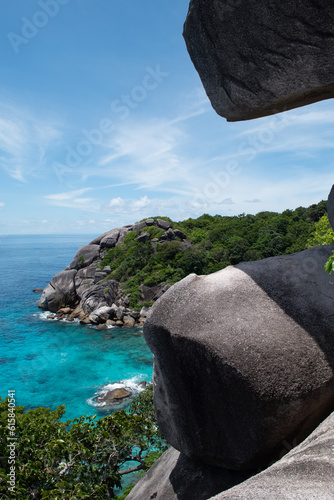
[46,188,91,201]
[0,101,62,182]
[45,188,98,211]
[107,197,126,208]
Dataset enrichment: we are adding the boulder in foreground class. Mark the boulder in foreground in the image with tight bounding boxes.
[127,410,334,500]
[126,446,251,500]
[183,0,334,121]
[144,245,334,470]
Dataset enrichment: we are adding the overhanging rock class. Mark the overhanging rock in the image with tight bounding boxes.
[183,0,334,121]
[328,185,334,231]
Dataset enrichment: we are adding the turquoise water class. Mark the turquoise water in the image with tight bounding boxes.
[0,235,153,421]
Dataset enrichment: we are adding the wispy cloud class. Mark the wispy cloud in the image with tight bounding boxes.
[0,101,62,182]
[0,202,5,208]
[45,188,99,211]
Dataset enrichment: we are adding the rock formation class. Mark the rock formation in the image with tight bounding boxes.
[328,184,334,231]
[38,219,182,326]
[126,447,252,500]
[183,0,334,121]
[144,245,334,470]
[127,409,334,500]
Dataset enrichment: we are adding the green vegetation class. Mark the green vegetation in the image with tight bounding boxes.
[100,201,327,309]
[0,386,166,499]
[78,254,85,269]
[307,213,334,273]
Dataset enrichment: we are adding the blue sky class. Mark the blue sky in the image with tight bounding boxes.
[0,0,333,234]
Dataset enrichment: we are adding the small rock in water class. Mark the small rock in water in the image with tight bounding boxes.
[96,324,108,331]
[97,388,132,404]
[33,288,44,293]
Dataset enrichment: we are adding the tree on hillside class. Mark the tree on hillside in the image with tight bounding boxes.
[0,386,166,499]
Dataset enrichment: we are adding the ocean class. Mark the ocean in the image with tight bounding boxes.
[0,234,153,421]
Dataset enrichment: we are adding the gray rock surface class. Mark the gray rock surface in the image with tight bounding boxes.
[100,229,122,249]
[328,185,334,231]
[183,1,334,121]
[38,269,78,312]
[89,305,114,324]
[157,218,173,230]
[39,218,191,325]
[81,282,119,316]
[144,245,334,470]
[213,410,334,499]
[126,447,252,500]
[68,244,100,270]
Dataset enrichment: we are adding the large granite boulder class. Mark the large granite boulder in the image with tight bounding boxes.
[127,411,334,500]
[144,245,334,470]
[38,269,78,312]
[68,244,100,270]
[81,282,119,316]
[328,185,334,231]
[213,410,334,499]
[126,447,252,500]
[183,1,334,121]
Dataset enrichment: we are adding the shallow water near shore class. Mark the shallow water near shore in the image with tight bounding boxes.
[0,234,153,421]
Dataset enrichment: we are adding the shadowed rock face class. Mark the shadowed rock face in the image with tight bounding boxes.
[328,185,334,231]
[126,410,334,500]
[126,447,252,500]
[212,409,334,499]
[144,245,334,470]
[183,0,334,121]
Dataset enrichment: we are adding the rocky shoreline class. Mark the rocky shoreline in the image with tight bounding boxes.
[38,218,181,327]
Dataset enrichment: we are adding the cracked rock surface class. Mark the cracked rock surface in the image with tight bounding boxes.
[183,0,334,121]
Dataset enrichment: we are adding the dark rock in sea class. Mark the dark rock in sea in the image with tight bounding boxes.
[33,288,44,293]
[97,388,132,404]
[38,269,78,313]
[213,410,334,499]
[144,245,334,470]
[95,324,108,331]
[328,185,334,232]
[126,447,252,500]
[68,244,100,270]
[123,315,136,327]
[183,0,334,121]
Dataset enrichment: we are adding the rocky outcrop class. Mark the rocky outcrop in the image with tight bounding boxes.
[126,447,252,500]
[68,244,100,270]
[38,269,78,313]
[144,245,334,470]
[38,218,185,326]
[127,409,334,500]
[328,185,334,231]
[183,1,334,121]
[213,409,334,499]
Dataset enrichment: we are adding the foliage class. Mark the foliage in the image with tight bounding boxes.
[307,214,334,273]
[99,201,327,309]
[78,254,85,269]
[0,386,166,499]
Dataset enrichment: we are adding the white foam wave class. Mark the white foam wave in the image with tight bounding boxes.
[87,376,148,408]
[37,311,80,323]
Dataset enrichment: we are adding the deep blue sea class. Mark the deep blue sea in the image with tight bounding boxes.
[0,234,153,421]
